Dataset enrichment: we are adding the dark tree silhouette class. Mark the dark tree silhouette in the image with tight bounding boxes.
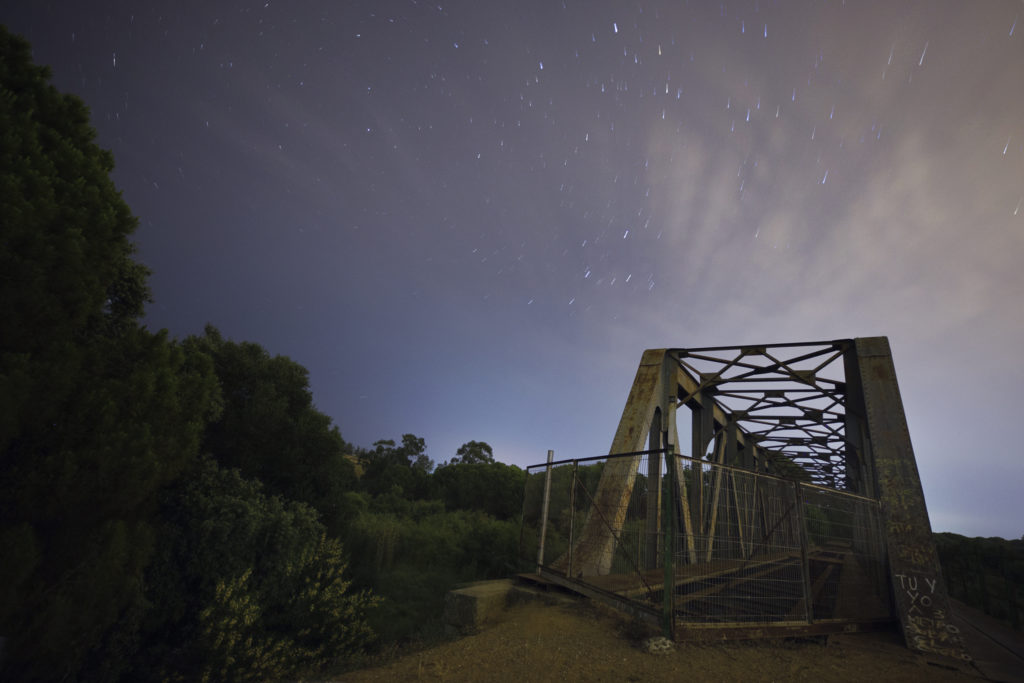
[451,440,495,465]
[0,26,220,681]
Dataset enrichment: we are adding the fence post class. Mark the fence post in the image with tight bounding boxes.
[662,450,676,639]
[537,449,554,574]
[794,482,814,624]
[568,460,578,577]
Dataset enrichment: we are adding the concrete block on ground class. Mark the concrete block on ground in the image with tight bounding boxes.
[443,579,513,635]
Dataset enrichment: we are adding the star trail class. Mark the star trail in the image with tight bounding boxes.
[6,0,1023,537]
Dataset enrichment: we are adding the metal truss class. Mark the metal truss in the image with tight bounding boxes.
[527,337,970,660]
[670,341,850,488]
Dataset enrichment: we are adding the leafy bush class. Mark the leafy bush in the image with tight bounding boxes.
[432,461,526,520]
[136,460,378,680]
[343,505,524,644]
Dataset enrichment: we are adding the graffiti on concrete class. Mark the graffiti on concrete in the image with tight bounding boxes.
[894,573,970,661]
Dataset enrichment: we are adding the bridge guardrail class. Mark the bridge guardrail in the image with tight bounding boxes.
[521,449,892,638]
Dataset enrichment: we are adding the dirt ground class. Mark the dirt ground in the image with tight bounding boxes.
[335,600,982,682]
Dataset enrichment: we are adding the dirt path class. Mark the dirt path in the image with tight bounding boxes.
[336,601,981,682]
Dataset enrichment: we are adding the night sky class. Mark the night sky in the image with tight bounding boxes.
[6,1,1023,538]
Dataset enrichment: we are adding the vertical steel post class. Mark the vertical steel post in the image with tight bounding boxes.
[662,450,677,639]
[691,405,704,539]
[537,449,554,574]
[646,411,663,569]
[568,460,578,577]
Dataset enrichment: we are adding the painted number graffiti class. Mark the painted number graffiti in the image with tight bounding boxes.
[893,573,971,662]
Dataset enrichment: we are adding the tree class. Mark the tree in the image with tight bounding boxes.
[432,461,525,520]
[373,433,433,472]
[0,30,148,366]
[0,27,221,681]
[451,440,495,465]
[187,326,358,535]
[361,434,434,499]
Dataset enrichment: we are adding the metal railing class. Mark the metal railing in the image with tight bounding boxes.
[521,450,893,638]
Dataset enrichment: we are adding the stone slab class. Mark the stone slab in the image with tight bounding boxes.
[443,579,514,635]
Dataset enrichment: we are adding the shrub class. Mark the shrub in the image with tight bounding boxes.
[136,459,378,680]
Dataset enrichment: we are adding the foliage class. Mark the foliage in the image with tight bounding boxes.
[137,459,379,680]
[522,461,605,530]
[343,505,523,643]
[4,329,219,678]
[0,27,148,364]
[450,440,495,465]
[0,28,541,678]
[359,434,434,499]
[432,460,525,520]
[0,27,221,680]
[187,326,358,535]
[934,532,1024,631]
[372,434,433,472]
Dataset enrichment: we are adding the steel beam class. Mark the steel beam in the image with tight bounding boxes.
[556,349,670,576]
[644,410,662,570]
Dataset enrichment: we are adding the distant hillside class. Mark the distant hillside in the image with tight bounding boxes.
[934,532,1023,631]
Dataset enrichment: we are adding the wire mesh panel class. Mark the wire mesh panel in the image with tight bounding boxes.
[799,484,891,622]
[522,452,665,606]
[671,455,807,624]
[521,451,894,634]
[522,459,574,567]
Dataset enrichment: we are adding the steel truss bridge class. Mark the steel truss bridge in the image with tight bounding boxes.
[522,338,969,661]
